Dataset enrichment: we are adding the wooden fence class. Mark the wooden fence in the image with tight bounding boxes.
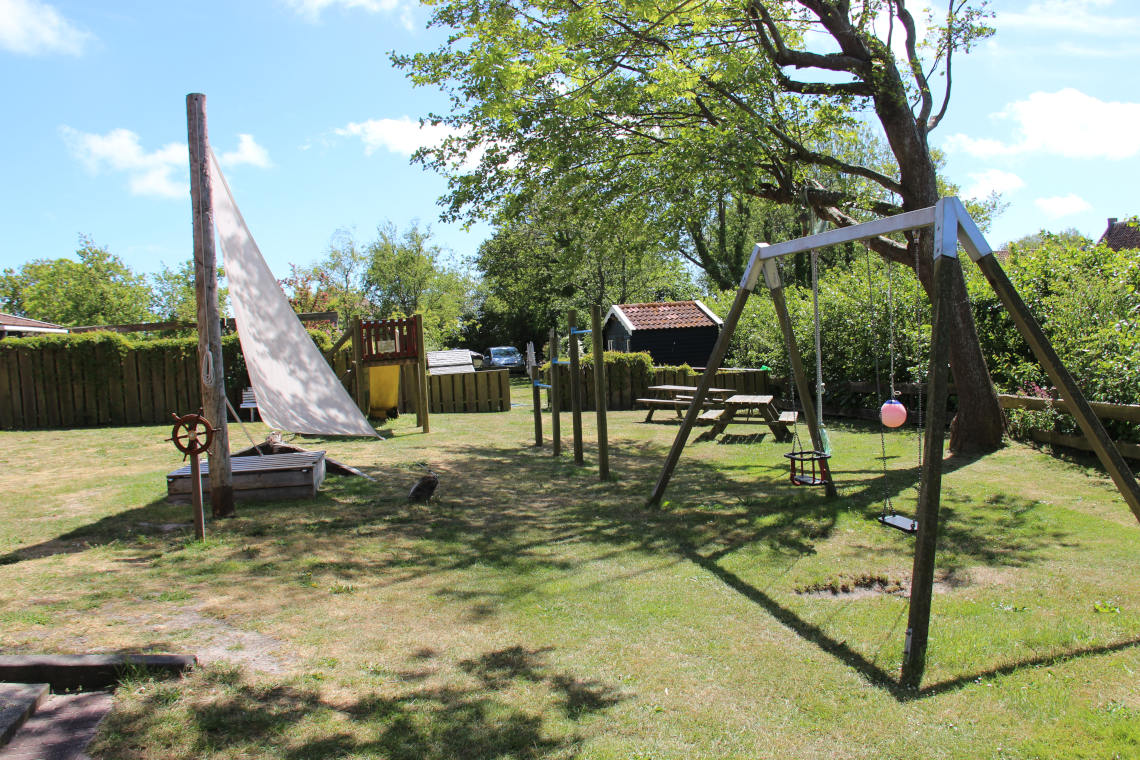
[999,393,1140,460]
[0,342,202,429]
[425,369,511,413]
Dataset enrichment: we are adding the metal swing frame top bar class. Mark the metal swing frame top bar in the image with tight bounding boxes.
[646,196,1140,689]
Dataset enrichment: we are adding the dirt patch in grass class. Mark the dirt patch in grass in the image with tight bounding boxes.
[154,607,292,674]
[795,573,908,598]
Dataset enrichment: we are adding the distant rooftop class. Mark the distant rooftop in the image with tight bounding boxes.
[1099,217,1140,251]
[0,312,68,335]
[608,301,722,331]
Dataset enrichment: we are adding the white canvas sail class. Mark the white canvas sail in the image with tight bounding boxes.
[208,152,378,438]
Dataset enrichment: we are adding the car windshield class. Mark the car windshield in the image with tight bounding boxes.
[491,347,520,358]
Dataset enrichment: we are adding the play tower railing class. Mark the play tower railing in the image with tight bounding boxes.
[359,315,421,366]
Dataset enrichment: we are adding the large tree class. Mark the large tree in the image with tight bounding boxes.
[398,0,1003,451]
[471,184,696,348]
[1,236,151,326]
[363,221,477,349]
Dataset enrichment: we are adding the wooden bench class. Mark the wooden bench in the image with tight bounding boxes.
[696,394,797,442]
[239,387,258,421]
[635,397,692,422]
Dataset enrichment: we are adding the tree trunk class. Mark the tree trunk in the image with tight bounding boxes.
[873,74,1004,454]
[912,231,1005,453]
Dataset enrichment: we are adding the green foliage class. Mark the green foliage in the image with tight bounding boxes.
[706,231,1139,441]
[150,260,229,326]
[362,222,477,350]
[1,236,152,326]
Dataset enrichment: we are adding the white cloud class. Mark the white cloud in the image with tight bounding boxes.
[1034,194,1092,217]
[335,116,463,156]
[218,134,272,169]
[943,88,1140,159]
[997,0,1138,36]
[60,126,187,198]
[963,169,1025,200]
[61,128,270,199]
[284,0,415,30]
[0,0,92,56]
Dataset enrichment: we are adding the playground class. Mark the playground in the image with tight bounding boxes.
[2,381,1138,759]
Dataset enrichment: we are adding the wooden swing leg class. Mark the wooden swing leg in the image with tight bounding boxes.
[900,254,955,689]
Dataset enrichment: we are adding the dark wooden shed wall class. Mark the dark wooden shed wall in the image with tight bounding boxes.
[630,326,719,366]
[604,320,632,352]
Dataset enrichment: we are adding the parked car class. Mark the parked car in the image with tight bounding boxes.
[485,345,525,373]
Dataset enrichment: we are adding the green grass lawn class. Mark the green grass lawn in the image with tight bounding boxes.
[2,381,1139,759]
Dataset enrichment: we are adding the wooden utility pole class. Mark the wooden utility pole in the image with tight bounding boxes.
[590,306,610,480]
[568,310,584,465]
[186,93,234,518]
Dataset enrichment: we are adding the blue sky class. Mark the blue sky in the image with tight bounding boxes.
[0,0,1137,283]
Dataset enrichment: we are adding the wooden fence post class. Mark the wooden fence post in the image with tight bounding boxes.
[591,305,609,480]
[415,315,430,433]
[568,310,584,465]
[550,327,561,457]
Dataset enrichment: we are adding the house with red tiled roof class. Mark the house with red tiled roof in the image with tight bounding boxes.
[1099,217,1140,251]
[603,300,722,366]
[0,312,68,339]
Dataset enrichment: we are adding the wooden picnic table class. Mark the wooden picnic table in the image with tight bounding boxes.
[695,393,797,442]
[637,385,736,422]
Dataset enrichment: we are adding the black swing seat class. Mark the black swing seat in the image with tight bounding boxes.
[879,513,918,534]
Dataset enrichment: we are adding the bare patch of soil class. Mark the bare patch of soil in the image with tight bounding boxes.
[154,607,293,674]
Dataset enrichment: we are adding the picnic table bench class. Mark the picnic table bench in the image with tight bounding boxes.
[694,394,797,442]
[636,385,736,422]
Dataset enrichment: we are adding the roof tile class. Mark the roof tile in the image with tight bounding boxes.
[615,301,718,330]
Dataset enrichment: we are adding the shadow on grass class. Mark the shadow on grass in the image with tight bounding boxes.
[98,647,621,760]
[3,420,1109,703]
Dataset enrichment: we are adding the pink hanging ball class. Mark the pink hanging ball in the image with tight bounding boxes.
[880,399,907,428]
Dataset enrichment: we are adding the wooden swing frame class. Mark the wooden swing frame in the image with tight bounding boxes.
[646,197,1140,689]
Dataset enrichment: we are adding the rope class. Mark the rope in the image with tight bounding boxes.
[780,257,803,454]
[200,352,214,386]
[887,258,897,398]
[225,396,266,456]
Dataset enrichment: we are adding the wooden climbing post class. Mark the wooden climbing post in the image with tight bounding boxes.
[568,310,584,466]
[414,314,430,433]
[591,305,609,480]
[349,317,366,415]
[549,327,561,457]
[186,92,234,519]
[529,342,543,447]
